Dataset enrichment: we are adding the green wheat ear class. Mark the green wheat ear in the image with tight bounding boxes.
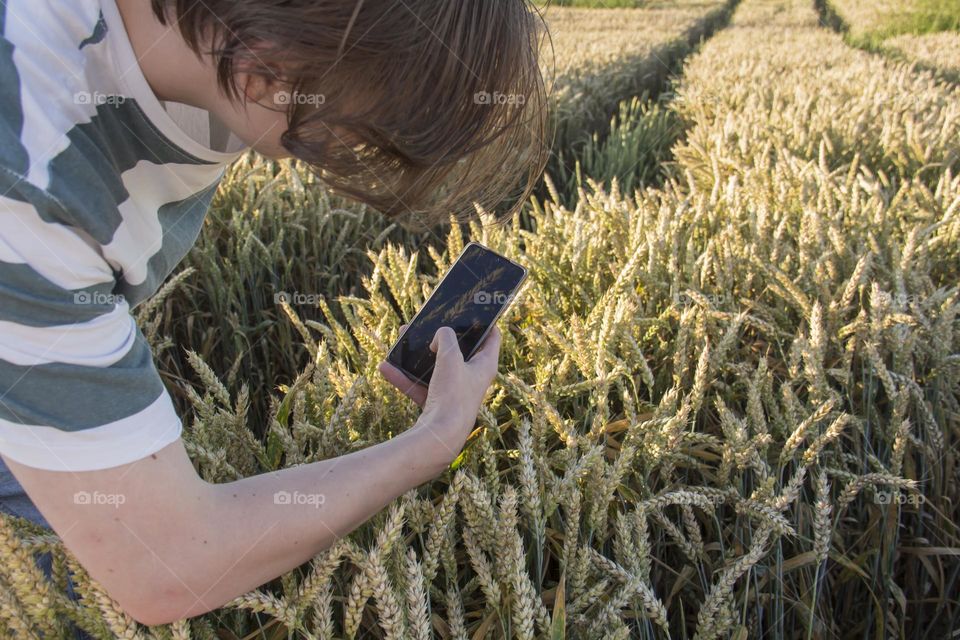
[1,0,957,637]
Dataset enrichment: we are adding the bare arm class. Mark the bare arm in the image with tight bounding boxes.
[5,326,498,626]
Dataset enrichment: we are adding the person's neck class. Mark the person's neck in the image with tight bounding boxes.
[113,0,292,159]
[114,0,216,110]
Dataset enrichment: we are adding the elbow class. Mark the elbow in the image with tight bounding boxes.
[126,605,183,628]
[125,607,175,628]
[112,580,201,627]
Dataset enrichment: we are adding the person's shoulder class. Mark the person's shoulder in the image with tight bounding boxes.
[0,0,108,155]
[0,0,105,53]
[0,1,126,209]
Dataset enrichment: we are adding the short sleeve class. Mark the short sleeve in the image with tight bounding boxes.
[0,179,182,471]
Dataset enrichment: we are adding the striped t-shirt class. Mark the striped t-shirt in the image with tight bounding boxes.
[0,0,247,474]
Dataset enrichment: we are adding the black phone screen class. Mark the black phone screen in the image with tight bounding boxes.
[386,243,526,385]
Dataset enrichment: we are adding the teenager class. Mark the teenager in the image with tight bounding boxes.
[0,0,546,625]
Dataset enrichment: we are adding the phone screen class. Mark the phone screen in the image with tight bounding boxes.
[387,243,526,385]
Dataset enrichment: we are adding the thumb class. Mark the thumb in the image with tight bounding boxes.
[430,326,463,374]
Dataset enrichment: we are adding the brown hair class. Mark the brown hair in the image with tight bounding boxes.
[151,0,549,226]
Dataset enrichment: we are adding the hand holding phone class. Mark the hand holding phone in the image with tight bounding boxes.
[377,243,525,465]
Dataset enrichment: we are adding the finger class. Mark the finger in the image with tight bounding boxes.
[430,325,464,377]
[378,361,428,407]
[474,325,502,354]
[470,326,502,369]
[429,326,462,357]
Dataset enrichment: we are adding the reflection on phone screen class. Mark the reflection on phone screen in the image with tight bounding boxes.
[389,244,525,384]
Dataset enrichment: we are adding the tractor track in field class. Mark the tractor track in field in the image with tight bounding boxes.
[813,0,960,85]
[542,0,743,200]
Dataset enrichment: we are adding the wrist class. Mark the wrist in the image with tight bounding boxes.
[410,412,462,474]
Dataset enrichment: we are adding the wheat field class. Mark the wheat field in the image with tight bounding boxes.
[827,0,912,36]
[541,0,731,150]
[541,0,736,186]
[881,31,960,80]
[827,0,960,42]
[1,0,958,638]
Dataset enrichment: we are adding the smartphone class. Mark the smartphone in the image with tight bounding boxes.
[386,242,527,386]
